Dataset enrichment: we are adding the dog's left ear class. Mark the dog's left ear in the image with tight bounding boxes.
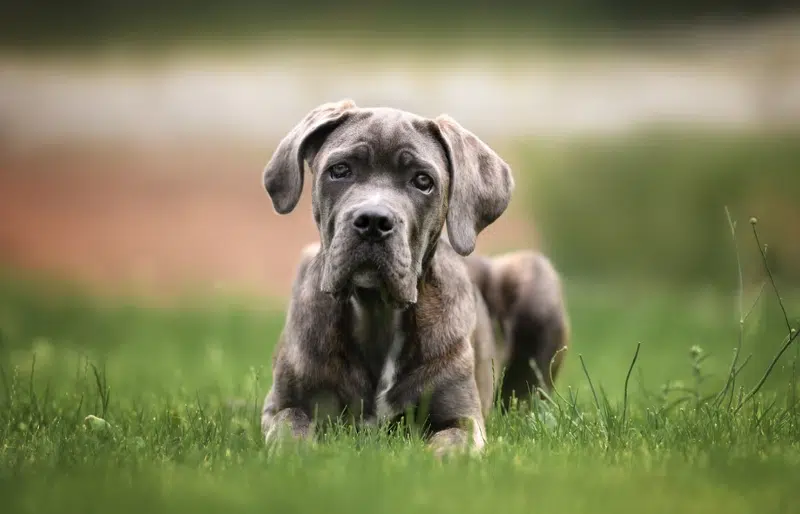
[263,99,357,214]
[432,114,515,256]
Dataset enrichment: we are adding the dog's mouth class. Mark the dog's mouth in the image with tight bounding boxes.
[351,264,383,289]
[350,265,406,307]
[320,245,417,308]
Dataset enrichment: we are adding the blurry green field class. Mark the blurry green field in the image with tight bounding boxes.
[516,130,800,289]
[1,266,798,513]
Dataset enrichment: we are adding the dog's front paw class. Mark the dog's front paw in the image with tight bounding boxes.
[264,423,316,459]
[263,407,314,458]
[427,419,487,460]
[427,431,466,460]
[427,429,480,461]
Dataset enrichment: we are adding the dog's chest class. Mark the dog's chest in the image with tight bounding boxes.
[347,296,407,421]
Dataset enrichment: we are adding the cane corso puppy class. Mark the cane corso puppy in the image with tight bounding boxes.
[260,99,568,457]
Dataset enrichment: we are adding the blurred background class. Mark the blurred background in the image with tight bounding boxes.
[0,0,799,416]
[1,0,799,301]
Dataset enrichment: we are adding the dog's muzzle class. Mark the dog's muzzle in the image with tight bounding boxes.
[320,202,417,306]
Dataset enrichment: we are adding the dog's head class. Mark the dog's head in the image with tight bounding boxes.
[263,99,514,307]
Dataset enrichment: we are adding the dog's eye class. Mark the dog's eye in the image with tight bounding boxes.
[411,173,434,192]
[328,163,352,180]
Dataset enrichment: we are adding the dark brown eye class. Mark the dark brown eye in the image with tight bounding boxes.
[328,163,351,180]
[411,173,434,193]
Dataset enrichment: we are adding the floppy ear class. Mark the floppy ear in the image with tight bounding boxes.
[432,114,515,256]
[263,99,357,214]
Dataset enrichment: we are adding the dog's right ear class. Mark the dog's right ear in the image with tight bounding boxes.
[263,99,357,214]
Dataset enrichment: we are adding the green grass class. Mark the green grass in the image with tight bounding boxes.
[1,249,799,513]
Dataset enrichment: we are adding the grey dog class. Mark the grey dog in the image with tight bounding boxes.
[260,99,569,457]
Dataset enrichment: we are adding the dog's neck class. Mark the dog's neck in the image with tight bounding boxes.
[348,286,407,377]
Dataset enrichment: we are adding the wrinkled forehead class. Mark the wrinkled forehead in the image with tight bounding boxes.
[314,108,449,176]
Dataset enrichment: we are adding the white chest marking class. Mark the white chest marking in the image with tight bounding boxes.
[374,315,405,422]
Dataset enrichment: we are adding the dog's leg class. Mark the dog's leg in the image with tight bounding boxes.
[379,360,488,458]
[471,251,569,410]
[262,376,314,443]
[394,362,489,458]
[261,343,318,452]
[500,298,569,409]
[261,243,326,448]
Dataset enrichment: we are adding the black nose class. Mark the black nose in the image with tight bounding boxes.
[352,206,396,242]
